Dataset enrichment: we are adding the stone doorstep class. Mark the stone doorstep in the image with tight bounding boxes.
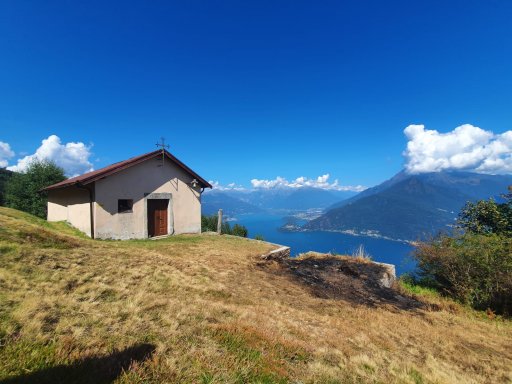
[149,234,172,240]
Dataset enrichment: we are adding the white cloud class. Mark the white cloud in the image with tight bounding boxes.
[250,174,366,192]
[208,180,247,191]
[251,176,289,189]
[208,175,366,192]
[0,141,15,168]
[7,135,94,176]
[403,124,512,174]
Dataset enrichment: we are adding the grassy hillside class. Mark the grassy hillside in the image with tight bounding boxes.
[0,207,511,383]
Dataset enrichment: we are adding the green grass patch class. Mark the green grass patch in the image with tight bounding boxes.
[205,289,232,300]
[408,367,425,384]
[0,340,59,380]
[0,339,158,384]
[0,242,18,257]
[398,278,441,299]
[208,323,310,383]
[98,288,118,302]
[361,363,375,373]
[46,221,91,239]
[216,330,263,363]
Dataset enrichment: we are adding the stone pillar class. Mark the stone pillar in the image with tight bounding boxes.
[217,209,223,234]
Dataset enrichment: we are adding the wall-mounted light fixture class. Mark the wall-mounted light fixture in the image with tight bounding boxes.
[190,179,199,188]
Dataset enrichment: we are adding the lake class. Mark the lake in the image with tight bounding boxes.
[235,213,416,276]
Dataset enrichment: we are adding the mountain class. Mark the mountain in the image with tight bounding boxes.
[201,191,263,216]
[326,170,411,210]
[305,171,512,241]
[202,187,357,216]
[245,188,356,211]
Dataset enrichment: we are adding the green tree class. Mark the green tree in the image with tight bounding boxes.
[457,197,511,236]
[5,159,66,218]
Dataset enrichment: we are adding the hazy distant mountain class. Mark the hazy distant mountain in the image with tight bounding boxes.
[246,187,356,211]
[305,171,512,241]
[202,187,357,216]
[201,191,263,216]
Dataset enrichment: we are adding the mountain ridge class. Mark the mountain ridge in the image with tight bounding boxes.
[304,171,512,241]
[202,187,357,216]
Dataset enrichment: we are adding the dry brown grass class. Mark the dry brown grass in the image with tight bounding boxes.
[0,206,511,383]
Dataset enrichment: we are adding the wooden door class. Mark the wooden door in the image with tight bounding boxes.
[148,199,168,237]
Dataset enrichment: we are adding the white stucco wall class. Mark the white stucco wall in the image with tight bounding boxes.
[93,158,202,239]
[47,187,92,236]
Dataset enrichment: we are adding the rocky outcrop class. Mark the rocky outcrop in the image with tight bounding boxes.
[260,246,291,261]
[373,262,396,288]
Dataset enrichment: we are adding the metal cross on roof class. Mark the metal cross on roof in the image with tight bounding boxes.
[155,137,169,167]
[156,137,169,151]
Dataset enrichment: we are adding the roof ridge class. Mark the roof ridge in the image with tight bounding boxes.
[43,149,211,190]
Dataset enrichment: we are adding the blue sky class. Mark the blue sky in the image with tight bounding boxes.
[1,1,512,189]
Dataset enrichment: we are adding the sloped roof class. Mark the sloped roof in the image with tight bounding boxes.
[43,149,212,191]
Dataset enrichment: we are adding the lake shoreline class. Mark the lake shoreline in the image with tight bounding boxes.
[234,212,416,275]
[279,225,414,244]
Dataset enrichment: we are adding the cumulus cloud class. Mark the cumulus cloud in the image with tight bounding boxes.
[208,181,246,191]
[403,124,512,174]
[7,135,94,176]
[250,174,366,192]
[0,141,15,168]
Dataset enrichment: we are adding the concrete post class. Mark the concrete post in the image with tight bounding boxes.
[217,209,223,234]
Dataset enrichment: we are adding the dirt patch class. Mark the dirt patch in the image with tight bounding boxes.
[258,253,423,311]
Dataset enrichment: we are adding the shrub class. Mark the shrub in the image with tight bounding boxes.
[254,234,265,241]
[414,233,512,314]
[231,224,248,238]
[413,187,512,315]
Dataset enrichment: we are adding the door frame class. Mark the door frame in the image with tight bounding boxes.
[143,193,173,238]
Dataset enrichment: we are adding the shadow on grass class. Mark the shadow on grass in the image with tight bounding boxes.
[2,343,155,384]
[259,255,425,312]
